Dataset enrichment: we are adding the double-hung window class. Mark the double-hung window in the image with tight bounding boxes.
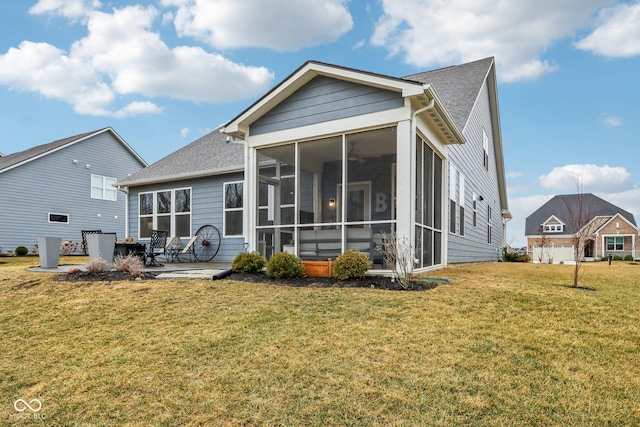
[224,181,244,237]
[139,188,191,238]
[606,236,623,251]
[91,175,117,201]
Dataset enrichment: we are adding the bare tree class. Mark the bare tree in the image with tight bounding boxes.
[535,225,552,263]
[564,191,597,288]
[377,232,416,289]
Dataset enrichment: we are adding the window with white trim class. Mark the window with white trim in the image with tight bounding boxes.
[138,188,191,239]
[48,213,69,223]
[459,174,465,236]
[487,205,492,244]
[224,181,244,237]
[449,164,457,233]
[482,129,489,171]
[91,174,117,201]
[543,224,563,233]
[606,236,623,251]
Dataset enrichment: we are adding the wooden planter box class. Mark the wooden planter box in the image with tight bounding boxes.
[302,259,333,277]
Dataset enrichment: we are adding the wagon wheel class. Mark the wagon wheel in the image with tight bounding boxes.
[193,225,221,262]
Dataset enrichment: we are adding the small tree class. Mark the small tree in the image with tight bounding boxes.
[378,232,416,289]
[564,190,597,288]
[535,225,552,263]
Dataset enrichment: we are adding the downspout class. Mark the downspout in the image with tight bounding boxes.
[117,185,130,239]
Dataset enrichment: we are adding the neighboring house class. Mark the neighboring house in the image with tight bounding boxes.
[525,193,639,263]
[221,57,510,270]
[118,129,248,260]
[0,128,147,254]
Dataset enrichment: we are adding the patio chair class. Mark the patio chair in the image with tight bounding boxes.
[145,230,168,266]
[81,229,102,255]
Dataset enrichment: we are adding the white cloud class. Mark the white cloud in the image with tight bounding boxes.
[162,0,353,51]
[539,164,632,193]
[0,4,274,117]
[506,171,525,179]
[114,101,163,118]
[371,0,614,82]
[181,127,190,137]
[506,194,554,246]
[575,2,640,57]
[600,113,622,127]
[29,0,101,19]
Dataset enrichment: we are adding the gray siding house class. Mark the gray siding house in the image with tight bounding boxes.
[118,129,247,260]
[222,57,510,270]
[0,128,147,254]
[120,57,510,270]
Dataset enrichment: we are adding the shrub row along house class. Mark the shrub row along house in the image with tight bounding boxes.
[118,57,511,273]
[525,193,639,264]
[1,58,510,273]
[0,128,147,254]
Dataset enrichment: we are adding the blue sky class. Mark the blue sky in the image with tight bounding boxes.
[1,0,639,247]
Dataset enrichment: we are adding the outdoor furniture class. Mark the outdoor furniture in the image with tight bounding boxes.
[114,241,146,260]
[81,229,102,255]
[145,230,168,266]
[172,225,221,262]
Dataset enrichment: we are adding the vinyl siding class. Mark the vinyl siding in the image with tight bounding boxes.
[0,132,144,253]
[127,172,245,261]
[447,81,504,262]
[251,76,404,135]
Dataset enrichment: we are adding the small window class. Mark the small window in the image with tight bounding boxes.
[482,129,489,171]
[543,224,563,233]
[472,193,477,227]
[91,175,117,201]
[49,213,69,223]
[487,206,492,244]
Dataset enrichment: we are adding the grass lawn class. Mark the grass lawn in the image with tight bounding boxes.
[1,256,639,426]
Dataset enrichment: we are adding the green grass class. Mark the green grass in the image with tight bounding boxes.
[1,257,639,425]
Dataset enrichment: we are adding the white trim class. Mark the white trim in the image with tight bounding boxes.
[223,181,245,238]
[137,187,192,239]
[48,212,69,224]
[91,174,117,201]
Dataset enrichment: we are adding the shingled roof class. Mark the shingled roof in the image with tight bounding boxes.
[525,193,637,236]
[404,57,493,132]
[119,128,244,187]
[0,128,142,173]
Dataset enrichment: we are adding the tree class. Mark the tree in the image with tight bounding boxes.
[564,191,597,288]
[535,225,551,263]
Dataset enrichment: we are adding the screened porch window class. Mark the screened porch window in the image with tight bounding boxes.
[415,136,443,268]
[255,127,397,268]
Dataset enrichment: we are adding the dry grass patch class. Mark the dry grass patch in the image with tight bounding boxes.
[1,257,639,425]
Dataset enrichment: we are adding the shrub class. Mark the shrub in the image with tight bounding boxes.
[14,246,29,256]
[232,251,266,274]
[333,250,371,280]
[613,255,623,261]
[624,254,634,262]
[503,249,531,263]
[113,254,144,277]
[86,257,108,273]
[266,252,304,279]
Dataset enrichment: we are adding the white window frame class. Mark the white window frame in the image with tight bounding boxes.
[91,174,117,201]
[487,205,492,244]
[543,224,563,233]
[224,181,244,237]
[48,212,69,224]
[606,236,624,251]
[482,129,489,171]
[138,188,192,239]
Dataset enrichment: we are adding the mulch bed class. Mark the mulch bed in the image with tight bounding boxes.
[53,270,438,291]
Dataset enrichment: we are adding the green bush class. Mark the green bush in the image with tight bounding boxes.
[266,252,304,279]
[503,249,530,263]
[624,254,634,262]
[333,250,371,280]
[15,246,29,256]
[232,251,266,274]
[613,255,623,261]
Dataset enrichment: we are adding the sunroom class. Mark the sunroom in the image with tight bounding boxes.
[223,61,464,273]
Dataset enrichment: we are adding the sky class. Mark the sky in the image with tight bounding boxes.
[1,0,639,248]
